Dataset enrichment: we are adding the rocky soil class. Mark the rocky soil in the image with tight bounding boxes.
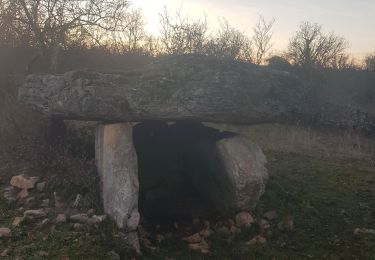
[1,152,375,259]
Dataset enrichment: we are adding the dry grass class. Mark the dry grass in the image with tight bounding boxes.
[204,122,375,162]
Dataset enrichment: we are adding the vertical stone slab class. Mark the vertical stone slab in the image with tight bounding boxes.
[96,123,140,231]
[216,135,268,210]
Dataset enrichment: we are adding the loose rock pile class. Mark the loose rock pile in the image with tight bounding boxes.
[136,210,295,254]
[1,173,107,241]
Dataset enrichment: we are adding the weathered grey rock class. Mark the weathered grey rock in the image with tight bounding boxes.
[0,227,11,238]
[216,136,268,210]
[24,209,47,218]
[258,219,271,230]
[10,174,39,190]
[353,228,375,236]
[87,215,107,226]
[12,217,24,227]
[96,123,140,231]
[235,211,255,228]
[37,218,50,228]
[18,55,307,124]
[55,214,67,224]
[69,213,89,224]
[73,223,84,231]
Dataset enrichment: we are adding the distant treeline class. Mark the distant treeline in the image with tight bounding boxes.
[1,0,374,74]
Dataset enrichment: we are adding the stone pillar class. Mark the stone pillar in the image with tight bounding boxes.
[95,123,140,232]
[216,135,268,210]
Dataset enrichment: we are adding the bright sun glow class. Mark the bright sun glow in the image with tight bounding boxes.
[131,0,375,58]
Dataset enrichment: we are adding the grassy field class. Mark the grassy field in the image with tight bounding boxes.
[1,151,375,259]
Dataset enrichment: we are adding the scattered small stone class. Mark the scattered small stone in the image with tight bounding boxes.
[55,214,67,224]
[199,228,212,238]
[73,194,83,208]
[36,182,46,192]
[264,210,278,221]
[353,228,375,236]
[12,217,24,227]
[259,219,271,230]
[70,213,89,224]
[0,249,9,257]
[87,208,95,216]
[54,192,65,208]
[10,174,39,190]
[24,209,47,219]
[188,238,210,254]
[235,211,255,228]
[183,233,202,243]
[278,215,294,232]
[37,218,50,228]
[246,235,267,245]
[17,189,29,200]
[87,215,107,226]
[0,227,11,238]
[73,223,84,231]
[41,199,50,208]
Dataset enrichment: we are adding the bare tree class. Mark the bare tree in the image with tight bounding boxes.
[286,21,348,69]
[0,0,34,46]
[0,0,130,72]
[331,53,358,70]
[142,35,162,57]
[252,15,275,65]
[206,18,252,61]
[159,6,208,55]
[364,53,375,71]
[110,8,145,54]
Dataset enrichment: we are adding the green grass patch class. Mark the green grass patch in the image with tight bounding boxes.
[1,152,375,259]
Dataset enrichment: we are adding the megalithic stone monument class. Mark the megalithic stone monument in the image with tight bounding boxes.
[18,54,375,251]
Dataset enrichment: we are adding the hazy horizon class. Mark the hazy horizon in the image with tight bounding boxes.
[133,0,375,59]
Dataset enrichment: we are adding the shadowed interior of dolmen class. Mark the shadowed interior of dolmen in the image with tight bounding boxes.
[133,121,236,222]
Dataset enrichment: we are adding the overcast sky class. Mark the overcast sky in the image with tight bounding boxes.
[132,0,375,58]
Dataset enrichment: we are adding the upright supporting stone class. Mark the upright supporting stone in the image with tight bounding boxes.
[95,123,140,232]
[216,135,268,210]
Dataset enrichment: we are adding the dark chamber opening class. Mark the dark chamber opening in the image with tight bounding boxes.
[133,121,235,222]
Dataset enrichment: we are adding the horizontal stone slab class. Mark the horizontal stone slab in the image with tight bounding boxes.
[18,54,308,124]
